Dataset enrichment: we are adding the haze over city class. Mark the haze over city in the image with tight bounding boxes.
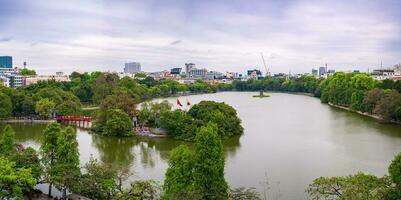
[1,0,401,74]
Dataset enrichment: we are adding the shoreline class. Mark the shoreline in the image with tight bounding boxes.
[328,103,401,125]
[0,119,55,124]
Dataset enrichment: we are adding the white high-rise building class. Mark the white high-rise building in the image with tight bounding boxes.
[185,63,195,74]
[124,62,141,74]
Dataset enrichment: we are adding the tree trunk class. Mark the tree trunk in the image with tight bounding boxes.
[48,182,52,197]
[62,187,67,200]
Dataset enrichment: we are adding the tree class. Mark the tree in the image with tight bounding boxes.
[35,98,56,118]
[40,122,62,197]
[193,123,228,200]
[374,90,401,120]
[91,73,119,104]
[14,147,43,182]
[116,180,161,200]
[387,152,401,199]
[307,173,390,200]
[363,88,382,114]
[100,90,137,116]
[159,110,197,140]
[54,126,80,199]
[0,92,12,118]
[389,152,401,187]
[138,101,171,127]
[79,157,119,200]
[56,100,82,116]
[229,187,262,200]
[0,157,36,200]
[163,145,195,199]
[18,68,37,76]
[0,125,16,157]
[188,101,243,138]
[97,109,133,137]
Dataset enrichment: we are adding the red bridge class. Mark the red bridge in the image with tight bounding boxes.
[56,116,93,122]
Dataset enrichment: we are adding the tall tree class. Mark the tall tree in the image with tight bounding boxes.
[40,122,61,197]
[14,147,43,182]
[374,90,401,120]
[163,145,195,199]
[193,123,228,200]
[54,126,80,199]
[388,152,401,199]
[0,125,16,157]
[0,157,36,200]
[0,92,12,118]
[35,98,56,118]
[79,157,119,200]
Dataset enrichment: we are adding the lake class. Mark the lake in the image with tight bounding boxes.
[8,92,401,199]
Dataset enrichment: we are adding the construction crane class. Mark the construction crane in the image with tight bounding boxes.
[260,53,271,77]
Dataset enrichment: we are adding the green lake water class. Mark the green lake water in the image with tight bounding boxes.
[7,92,401,199]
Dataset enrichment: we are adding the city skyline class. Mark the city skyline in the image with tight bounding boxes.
[1,0,401,74]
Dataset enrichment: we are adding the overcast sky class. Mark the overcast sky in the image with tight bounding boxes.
[0,0,400,75]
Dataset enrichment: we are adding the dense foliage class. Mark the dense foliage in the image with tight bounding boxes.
[93,109,133,137]
[163,123,229,200]
[140,101,243,141]
[0,71,221,122]
[307,152,401,200]
[18,68,36,76]
[0,92,12,118]
[188,101,243,138]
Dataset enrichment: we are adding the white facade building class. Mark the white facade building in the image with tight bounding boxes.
[124,62,141,74]
[25,75,70,86]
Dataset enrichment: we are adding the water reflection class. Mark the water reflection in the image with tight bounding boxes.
[91,134,136,169]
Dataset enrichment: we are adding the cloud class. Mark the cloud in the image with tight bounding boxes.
[0,37,12,42]
[170,40,182,45]
[0,0,400,74]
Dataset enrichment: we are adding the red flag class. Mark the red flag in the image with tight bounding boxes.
[187,99,191,106]
[177,99,183,107]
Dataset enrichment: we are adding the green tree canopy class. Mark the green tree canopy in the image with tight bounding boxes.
[0,157,36,200]
[0,92,12,118]
[116,180,161,200]
[0,125,16,157]
[14,147,43,182]
[78,157,119,200]
[389,152,401,187]
[18,68,36,76]
[193,123,228,200]
[188,101,243,138]
[307,173,390,200]
[163,145,195,199]
[35,98,56,118]
[54,126,81,199]
[94,109,133,137]
[40,122,62,196]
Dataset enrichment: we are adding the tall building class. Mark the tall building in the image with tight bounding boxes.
[0,56,12,68]
[188,68,207,79]
[124,62,141,74]
[0,68,25,88]
[170,68,182,75]
[205,71,224,80]
[318,66,326,77]
[312,69,318,76]
[185,63,195,74]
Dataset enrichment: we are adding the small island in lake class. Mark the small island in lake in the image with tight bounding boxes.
[253,90,270,98]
